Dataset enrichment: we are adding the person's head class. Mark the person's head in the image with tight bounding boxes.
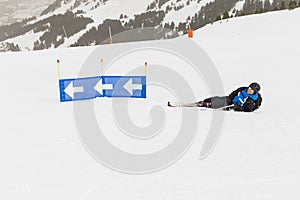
[247,82,260,94]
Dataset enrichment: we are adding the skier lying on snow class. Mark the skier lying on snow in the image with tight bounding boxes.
[168,82,262,112]
[198,82,262,112]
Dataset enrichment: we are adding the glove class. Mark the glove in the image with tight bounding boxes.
[233,103,244,112]
[243,98,255,112]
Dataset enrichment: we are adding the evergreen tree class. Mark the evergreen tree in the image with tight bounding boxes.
[170,22,175,30]
[177,22,187,33]
[255,0,263,13]
[289,0,298,9]
[280,1,286,10]
[215,15,222,21]
[222,11,230,19]
[164,23,170,29]
[264,0,271,11]
[270,0,279,10]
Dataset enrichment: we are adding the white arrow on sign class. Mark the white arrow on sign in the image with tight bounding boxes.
[64,81,84,99]
[123,79,143,96]
[94,79,113,95]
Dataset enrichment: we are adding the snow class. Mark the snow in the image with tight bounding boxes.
[9,0,155,50]
[4,30,46,51]
[3,0,217,50]
[61,24,94,48]
[51,0,77,16]
[0,0,55,25]
[163,0,215,25]
[34,0,154,26]
[1,8,300,199]
[229,0,245,16]
[234,0,245,11]
[82,0,154,25]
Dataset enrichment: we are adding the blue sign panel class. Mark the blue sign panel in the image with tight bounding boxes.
[59,76,146,102]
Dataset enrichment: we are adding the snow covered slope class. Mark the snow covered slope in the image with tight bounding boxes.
[1,8,300,199]
[0,0,55,25]
[1,0,217,51]
[2,0,297,52]
[38,0,212,25]
[38,0,155,24]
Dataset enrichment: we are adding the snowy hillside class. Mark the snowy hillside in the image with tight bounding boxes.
[37,0,213,25]
[1,8,300,199]
[2,0,299,52]
[1,0,212,51]
[0,0,55,25]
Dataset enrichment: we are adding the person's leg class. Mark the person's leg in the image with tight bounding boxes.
[210,96,228,108]
[196,99,211,107]
[199,96,230,109]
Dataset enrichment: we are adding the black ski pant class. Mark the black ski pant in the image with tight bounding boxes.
[203,96,232,109]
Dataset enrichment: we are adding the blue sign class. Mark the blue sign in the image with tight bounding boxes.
[59,76,146,102]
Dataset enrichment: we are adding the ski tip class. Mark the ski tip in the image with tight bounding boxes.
[167,101,172,107]
[167,101,176,107]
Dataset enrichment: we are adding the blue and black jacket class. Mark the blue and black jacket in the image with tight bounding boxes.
[228,87,262,112]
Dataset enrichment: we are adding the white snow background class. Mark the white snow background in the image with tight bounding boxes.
[0,8,300,200]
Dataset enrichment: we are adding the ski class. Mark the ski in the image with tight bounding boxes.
[167,101,200,107]
[167,101,234,110]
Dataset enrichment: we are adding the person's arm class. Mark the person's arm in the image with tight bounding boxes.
[237,95,262,112]
[228,87,247,102]
[232,104,244,112]
[253,93,263,111]
[228,87,247,112]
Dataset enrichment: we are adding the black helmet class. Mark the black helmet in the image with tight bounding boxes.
[249,82,260,93]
